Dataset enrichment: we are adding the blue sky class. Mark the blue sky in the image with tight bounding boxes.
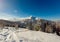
[0,0,60,20]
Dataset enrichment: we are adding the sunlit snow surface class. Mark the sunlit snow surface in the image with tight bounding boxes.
[0,27,60,42]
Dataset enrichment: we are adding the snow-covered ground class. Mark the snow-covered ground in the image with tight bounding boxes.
[0,27,60,42]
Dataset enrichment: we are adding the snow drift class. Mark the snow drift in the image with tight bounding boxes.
[0,27,60,42]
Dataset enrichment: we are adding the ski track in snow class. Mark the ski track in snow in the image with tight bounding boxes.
[0,27,60,42]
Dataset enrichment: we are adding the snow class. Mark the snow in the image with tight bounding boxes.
[0,27,60,42]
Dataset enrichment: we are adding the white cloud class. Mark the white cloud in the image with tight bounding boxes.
[12,17,30,21]
[0,13,16,20]
[0,12,31,21]
[14,10,18,13]
[0,13,38,21]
